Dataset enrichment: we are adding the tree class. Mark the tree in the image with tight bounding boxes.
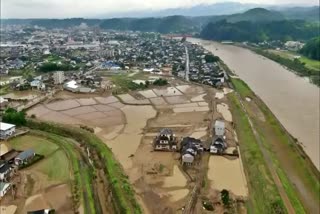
[221,189,230,206]
[205,54,220,63]
[153,78,168,86]
[2,108,26,126]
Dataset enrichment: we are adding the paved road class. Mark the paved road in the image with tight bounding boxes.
[185,46,190,81]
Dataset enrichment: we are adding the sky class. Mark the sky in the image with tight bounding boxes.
[1,0,318,18]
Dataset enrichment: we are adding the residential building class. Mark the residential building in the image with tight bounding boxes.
[0,182,11,198]
[210,136,227,154]
[0,162,12,181]
[153,128,177,151]
[180,137,203,165]
[0,122,16,140]
[14,149,35,166]
[53,71,65,85]
[214,120,225,136]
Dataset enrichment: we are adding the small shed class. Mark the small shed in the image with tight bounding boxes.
[210,136,227,154]
[14,149,35,166]
[214,120,225,136]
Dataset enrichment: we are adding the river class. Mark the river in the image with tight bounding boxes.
[188,38,320,170]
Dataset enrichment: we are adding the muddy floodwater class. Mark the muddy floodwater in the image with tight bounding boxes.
[189,38,320,170]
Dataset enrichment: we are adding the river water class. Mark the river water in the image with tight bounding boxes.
[188,38,320,170]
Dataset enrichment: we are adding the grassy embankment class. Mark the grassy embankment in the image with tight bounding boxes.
[268,49,320,71]
[9,135,69,182]
[227,92,286,213]
[27,119,142,214]
[11,132,96,213]
[230,78,320,213]
[252,48,319,86]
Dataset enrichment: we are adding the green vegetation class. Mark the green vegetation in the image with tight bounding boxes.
[2,108,26,126]
[111,73,168,94]
[10,135,59,156]
[201,20,319,42]
[27,120,142,214]
[0,85,11,95]
[299,37,320,60]
[231,78,320,213]
[204,54,220,63]
[29,130,96,214]
[39,62,78,72]
[221,189,230,206]
[36,150,70,181]
[152,78,168,86]
[253,49,319,86]
[111,74,147,94]
[299,56,320,71]
[228,92,285,213]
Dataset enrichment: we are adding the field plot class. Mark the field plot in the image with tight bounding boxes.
[27,83,249,214]
[5,134,74,214]
[208,156,248,197]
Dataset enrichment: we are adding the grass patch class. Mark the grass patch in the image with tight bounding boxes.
[35,150,70,182]
[29,130,96,214]
[299,56,320,71]
[111,74,147,94]
[10,135,59,156]
[10,135,58,154]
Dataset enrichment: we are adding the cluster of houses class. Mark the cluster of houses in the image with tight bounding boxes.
[153,123,228,166]
[0,122,36,199]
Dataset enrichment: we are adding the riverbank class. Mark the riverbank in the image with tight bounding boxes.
[188,37,320,170]
[248,47,319,86]
[229,78,319,213]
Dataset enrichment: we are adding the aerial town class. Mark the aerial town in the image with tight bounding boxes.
[0,24,244,214]
[0,15,318,214]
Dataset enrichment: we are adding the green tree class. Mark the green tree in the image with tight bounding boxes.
[221,189,230,206]
[2,108,26,126]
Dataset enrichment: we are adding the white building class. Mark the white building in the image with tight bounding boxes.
[53,71,65,85]
[0,122,16,139]
[0,182,11,198]
[214,120,225,136]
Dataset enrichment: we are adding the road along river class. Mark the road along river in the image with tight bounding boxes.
[188,38,320,170]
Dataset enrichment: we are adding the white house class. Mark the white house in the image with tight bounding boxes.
[0,182,11,198]
[0,122,16,140]
[214,120,225,136]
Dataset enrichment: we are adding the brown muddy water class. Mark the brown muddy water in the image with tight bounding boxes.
[189,38,320,170]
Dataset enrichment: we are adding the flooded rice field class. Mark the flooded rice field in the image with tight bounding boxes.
[208,156,248,197]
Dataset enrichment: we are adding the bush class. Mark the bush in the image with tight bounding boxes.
[2,108,26,126]
[221,189,230,206]
[153,78,168,86]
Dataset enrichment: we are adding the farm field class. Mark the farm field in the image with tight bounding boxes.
[27,77,248,213]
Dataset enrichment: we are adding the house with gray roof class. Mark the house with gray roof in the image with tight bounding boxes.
[14,149,35,166]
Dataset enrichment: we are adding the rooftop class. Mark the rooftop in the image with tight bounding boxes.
[0,122,15,131]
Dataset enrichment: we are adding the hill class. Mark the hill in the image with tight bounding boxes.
[299,37,320,60]
[226,8,285,23]
[278,6,320,22]
[200,20,319,42]
[99,16,197,33]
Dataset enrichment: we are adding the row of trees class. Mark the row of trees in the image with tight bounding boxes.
[299,37,320,60]
[38,62,78,72]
